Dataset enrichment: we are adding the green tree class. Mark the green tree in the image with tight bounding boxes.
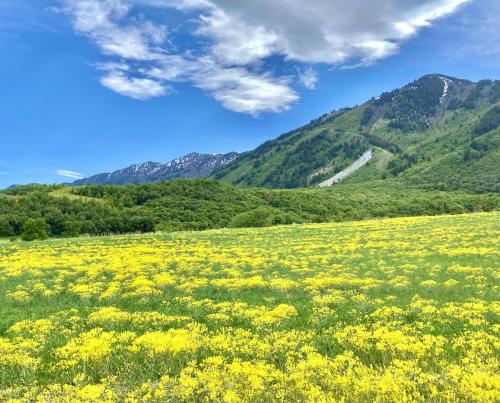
[62,221,81,238]
[0,217,14,237]
[21,218,49,241]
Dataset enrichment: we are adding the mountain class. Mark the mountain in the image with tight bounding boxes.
[212,75,500,192]
[73,152,239,185]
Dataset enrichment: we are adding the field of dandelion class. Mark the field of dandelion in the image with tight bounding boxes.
[0,212,499,402]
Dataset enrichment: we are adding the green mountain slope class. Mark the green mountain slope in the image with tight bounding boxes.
[212,75,500,192]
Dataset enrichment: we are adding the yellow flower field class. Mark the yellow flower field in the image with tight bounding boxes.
[0,212,499,402]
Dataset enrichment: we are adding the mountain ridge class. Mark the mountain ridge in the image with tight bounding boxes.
[73,152,239,185]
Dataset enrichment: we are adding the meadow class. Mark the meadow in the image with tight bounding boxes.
[0,212,499,402]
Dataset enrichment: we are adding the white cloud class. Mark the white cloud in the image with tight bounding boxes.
[298,67,318,90]
[197,0,470,65]
[56,170,84,179]
[60,0,166,60]
[193,59,298,115]
[59,0,471,115]
[196,8,278,65]
[101,70,168,100]
[146,56,299,114]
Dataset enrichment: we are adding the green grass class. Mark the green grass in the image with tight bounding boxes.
[48,186,103,202]
[0,194,18,200]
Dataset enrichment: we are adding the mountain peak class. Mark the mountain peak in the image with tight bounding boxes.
[417,73,470,82]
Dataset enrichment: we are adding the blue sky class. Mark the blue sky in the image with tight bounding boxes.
[0,0,499,188]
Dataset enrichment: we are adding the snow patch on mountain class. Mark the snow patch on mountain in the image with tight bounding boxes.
[439,76,453,104]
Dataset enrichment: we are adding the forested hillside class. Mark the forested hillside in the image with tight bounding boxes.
[1,180,498,238]
[212,75,500,192]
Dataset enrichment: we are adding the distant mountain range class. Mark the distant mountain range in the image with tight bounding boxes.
[212,74,499,192]
[73,152,239,185]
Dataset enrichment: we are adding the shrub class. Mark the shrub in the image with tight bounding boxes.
[229,208,275,228]
[21,219,49,241]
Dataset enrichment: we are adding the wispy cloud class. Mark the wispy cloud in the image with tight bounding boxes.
[100,69,169,100]
[56,169,84,179]
[456,0,500,57]
[298,67,318,90]
[0,2,61,38]
[58,0,471,115]
[145,55,299,115]
[59,0,166,60]
[0,171,10,176]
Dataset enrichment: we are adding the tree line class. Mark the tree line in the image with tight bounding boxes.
[1,180,498,240]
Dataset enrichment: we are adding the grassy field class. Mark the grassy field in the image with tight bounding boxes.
[48,186,102,203]
[0,194,18,200]
[0,213,499,401]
